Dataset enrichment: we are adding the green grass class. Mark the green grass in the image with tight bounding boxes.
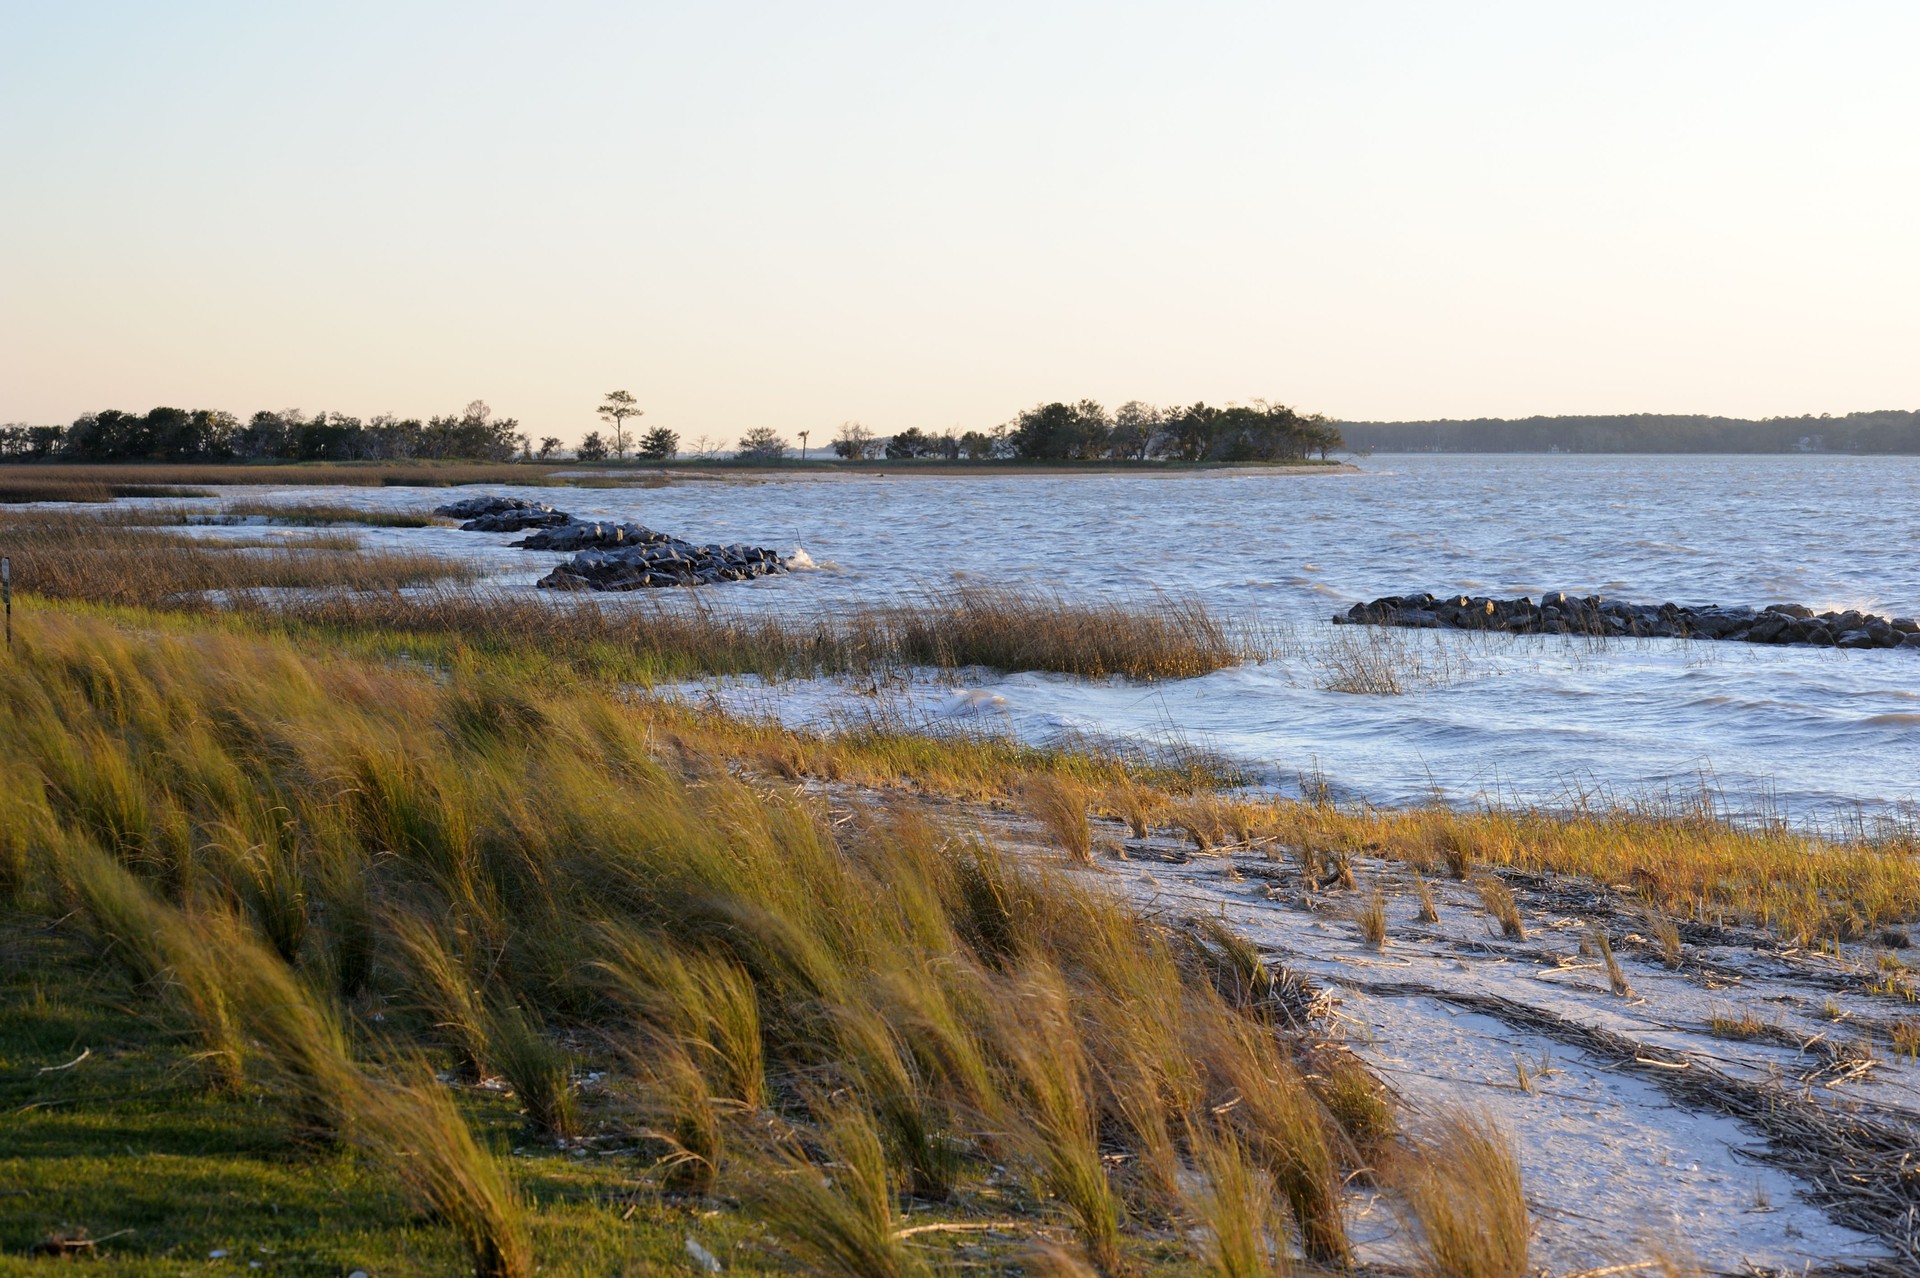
[6,562,1910,1273]
[0,605,1393,1276]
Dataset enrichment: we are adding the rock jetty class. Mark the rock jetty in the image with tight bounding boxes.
[433,495,570,532]
[1335,592,1920,650]
[432,495,790,591]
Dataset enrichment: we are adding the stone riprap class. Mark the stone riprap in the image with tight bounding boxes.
[431,495,790,591]
[1335,592,1920,650]
[510,520,676,552]
[536,542,788,591]
[431,496,571,533]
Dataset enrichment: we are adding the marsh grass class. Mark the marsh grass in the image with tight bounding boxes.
[1392,1109,1530,1278]
[488,1002,579,1140]
[1413,873,1439,923]
[1474,877,1526,940]
[160,501,441,527]
[0,507,472,606]
[1311,626,1466,696]
[1104,779,1164,839]
[1257,801,1920,943]
[1707,1008,1768,1041]
[0,606,1415,1276]
[1356,889,1389,949]
[756,1100,929,1278]
[0,461,561,498]
[9,594,1918,1273]
[0,503,1266,681]
[1027,775,1094,862]
[1648,910,1684,968]
[356,1071,534,1278]
[1190,1127,1289,1278]
[46,846,532,1275]
[1590,924,1633,998]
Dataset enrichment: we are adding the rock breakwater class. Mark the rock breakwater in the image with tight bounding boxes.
[431,495,791,591]
[1336,592,1920,650]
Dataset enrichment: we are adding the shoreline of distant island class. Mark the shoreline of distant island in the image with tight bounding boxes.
[1336,410,1920,454]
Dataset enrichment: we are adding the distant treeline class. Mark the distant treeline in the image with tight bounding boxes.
[2,396,1344,465]
[0,402,551,463]
[1336,411,1920,454]
[842,400,1342,463]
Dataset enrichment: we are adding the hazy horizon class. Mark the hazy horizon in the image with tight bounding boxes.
[4,2,1916,444]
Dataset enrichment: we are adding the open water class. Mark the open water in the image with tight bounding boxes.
[176,455,1920,828]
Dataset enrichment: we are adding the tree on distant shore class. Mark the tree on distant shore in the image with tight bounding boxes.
[577,431,609,462]
[1009,401,1112,460]
[1110,401,1161,460]
[735,427,788,461]
[537,436,562,460]
[596,391,643,460]
[832,422,877,460]
[885,427,937,459]
[957,430,997,459]
[637,426,680,461]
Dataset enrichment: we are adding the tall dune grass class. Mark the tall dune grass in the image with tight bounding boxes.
[1392,1108,1530,1278]
[2,608,1403,1274]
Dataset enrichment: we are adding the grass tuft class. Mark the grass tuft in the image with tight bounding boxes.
[487,1002,579,1140]
[1393,1108,1530,1278]
[1413,873,1439,923]
[756,1099,929,1278]
[1026,775,1094,863]
[1591,924,1634,998]
[1356,889,1389,949]
[1474,876,1526,940]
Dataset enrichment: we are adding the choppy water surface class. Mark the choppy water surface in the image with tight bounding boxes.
[201,455,1920,827]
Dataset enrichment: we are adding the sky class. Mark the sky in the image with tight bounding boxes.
[2,1,1917,443]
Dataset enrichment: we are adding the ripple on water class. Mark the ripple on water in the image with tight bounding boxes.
[166,455,1920,822]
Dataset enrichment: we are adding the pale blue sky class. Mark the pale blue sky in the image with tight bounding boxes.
[2,2,1915,440]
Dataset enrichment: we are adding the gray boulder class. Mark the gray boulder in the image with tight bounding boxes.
[433,495,553,520]
[512,520,675,552]
[460,507,569,532]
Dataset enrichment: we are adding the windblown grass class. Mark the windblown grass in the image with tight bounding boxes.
[1,504,1265,681]
[1027,775,1094,863]
[0,477,214,503]
[259,582,1264,683]
[1392,1108,1530,1278]
[0,506,472,605]
[0,461,561,498]
[1256,801,1920,944]
[133,500,441,527]
[1474,876,1526,940]
[1356,889,1389,949]
[1312,625,1466,695]
[0,606,1403,1275]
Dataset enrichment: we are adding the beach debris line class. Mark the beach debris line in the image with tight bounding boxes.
[1336,591,1920,650]
[432,495,791,590]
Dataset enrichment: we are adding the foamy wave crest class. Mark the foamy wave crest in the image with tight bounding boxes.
[939,689,1009,717]
[785,547,817,570]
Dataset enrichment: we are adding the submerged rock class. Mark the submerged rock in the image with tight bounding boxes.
[1335,592,1915,650]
